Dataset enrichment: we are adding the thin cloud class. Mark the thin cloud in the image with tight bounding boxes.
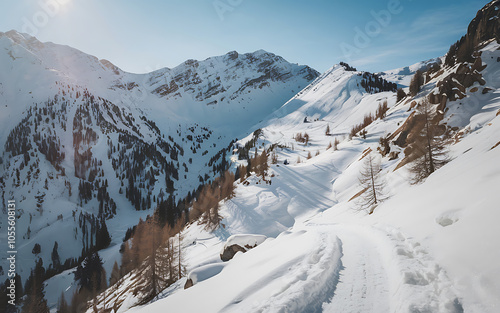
[351,50,399,67]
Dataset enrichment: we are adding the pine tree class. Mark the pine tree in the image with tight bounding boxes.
[1,275,22,312]
[32,243,41,255]
[409,98,449,184]
[74,251,105,294]
[357,152,387,214]
[409,70,424,97]
[23,260,50,313]
[52,241,61,270]
[325,124,331,136]
[396,88,407,102]
[96,218,111,250]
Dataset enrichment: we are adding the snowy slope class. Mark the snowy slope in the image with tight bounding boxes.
[0,29,319,304]
[378,57,443,87]
[122,40,500,313]
[3,1,500,312]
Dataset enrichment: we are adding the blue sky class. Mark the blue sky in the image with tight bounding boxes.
[0,0,489,73]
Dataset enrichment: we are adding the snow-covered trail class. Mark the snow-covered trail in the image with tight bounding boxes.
[304,223,465,313]
[321,226,391,313]
[132,221,464,313]
[130,226,344,313]
[144,142,466,312]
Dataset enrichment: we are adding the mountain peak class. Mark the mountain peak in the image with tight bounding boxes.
[1,29,41,46]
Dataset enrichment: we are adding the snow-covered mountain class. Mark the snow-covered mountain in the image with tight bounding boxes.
[3,0,500,312]
[378,57,443,87]
[0,29,319,297]
[78,1,500,313]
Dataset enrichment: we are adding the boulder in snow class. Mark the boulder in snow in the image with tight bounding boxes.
[220,234,267,261]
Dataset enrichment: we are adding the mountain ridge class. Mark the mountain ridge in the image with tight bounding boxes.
[1,1,500,311]
[0,29,319,299]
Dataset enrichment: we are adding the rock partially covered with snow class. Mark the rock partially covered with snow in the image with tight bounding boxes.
[184,263,226,289]
[220,234,267,261]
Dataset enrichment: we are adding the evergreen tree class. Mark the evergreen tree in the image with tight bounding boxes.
[409,70,424,97]
[175,221,186,280]
[74,251,105,294]
[96,219,111,250]
[32,243,41,255]
[157,195,176,227]
[23,260,49,313]
[52,241,61,269]
[396,88,407,102]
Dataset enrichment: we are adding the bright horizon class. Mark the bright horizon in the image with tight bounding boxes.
[0,0,489,74]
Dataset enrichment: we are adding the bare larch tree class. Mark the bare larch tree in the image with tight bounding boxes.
[358,152,386,214]
[409,98,449,184]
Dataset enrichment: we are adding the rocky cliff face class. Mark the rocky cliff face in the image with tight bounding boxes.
[146,50,319,105]
[467,0,500,48]
[388,1,500,170]
[447,0,500,65]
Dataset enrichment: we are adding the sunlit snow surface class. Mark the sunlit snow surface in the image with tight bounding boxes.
[127,43,500,313]
[2,31,500,313]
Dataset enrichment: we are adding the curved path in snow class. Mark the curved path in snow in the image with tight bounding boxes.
[310,223,464,313]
